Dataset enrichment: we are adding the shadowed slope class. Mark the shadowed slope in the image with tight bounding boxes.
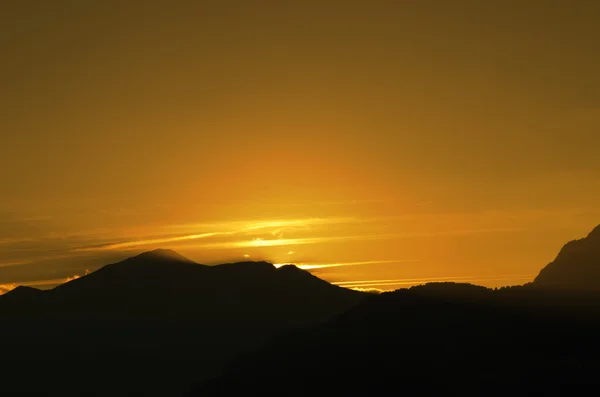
[194,282,600,397]
[0,249,364,397]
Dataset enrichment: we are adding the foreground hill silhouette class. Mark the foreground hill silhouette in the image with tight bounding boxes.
[0,249,363,396]
[194,283,600,396]
[193,225,600,396]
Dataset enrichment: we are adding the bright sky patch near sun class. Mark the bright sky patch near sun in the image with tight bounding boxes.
[0,2,599,293]
[273,260,415,270]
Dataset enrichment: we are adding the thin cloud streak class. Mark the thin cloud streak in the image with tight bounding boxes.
[71,231,232,252]
[334,275,535,289]
[55,212,526,254]
[194,228,524,250]
[273,259,420,270]
[0,279,61,295]
[335,274,535,285]
[0,260,30,268]
[0,283,17,295]
[25,213,526,264]
[22,215,53,222]
[203,235,383,249]
[16,277,80,287]
[0,271,92,294]
[163,216,359,232]
[70,216,362,252]
[0,237,37,246]
[297,199,392,207]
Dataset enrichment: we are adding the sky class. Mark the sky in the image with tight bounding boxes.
[1,1,599,294]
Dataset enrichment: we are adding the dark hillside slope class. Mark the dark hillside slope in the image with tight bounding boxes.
[195,282,600,396]
[0,249,364,396]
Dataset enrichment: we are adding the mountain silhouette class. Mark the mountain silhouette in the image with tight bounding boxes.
[0,249,364,396]
[534,224,600,289]
[193,282,600,396]
[0,285,45,305]
[5,225,600,397]
[192,225,600,396]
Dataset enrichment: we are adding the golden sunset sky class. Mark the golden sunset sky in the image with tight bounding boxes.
[1,1,599,293]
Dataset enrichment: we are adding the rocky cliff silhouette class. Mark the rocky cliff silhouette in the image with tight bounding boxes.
[0,249,363,396]
[534,225,600,289]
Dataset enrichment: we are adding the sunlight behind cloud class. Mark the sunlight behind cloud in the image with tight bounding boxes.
[70,216,365,253]
[349,287,384,293]
[190,228,523,251]
[2,208,560,295]
[273,259,419,270]
[0,271,91,292]
[163,216,358,234]
[65,212,527,260]
[216,235,392,249]
[0,283,17,295]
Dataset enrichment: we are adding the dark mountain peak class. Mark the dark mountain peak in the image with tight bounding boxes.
[534,224,600,290]
[0,252,365,397]
[100,248,200,272]
[276,264,320,280]
[212,261,275,274]
[2,285,43,298]
[51,249,204,295]
[129,248,196,264]
[0,285,45,306]
[276,264,317,280]
[276,264,302,272]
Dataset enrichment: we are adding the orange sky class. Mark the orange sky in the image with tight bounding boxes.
[1,1,599,293]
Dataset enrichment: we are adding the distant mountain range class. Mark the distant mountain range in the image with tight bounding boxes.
[192,224,600,396]
[2,225,600,396]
